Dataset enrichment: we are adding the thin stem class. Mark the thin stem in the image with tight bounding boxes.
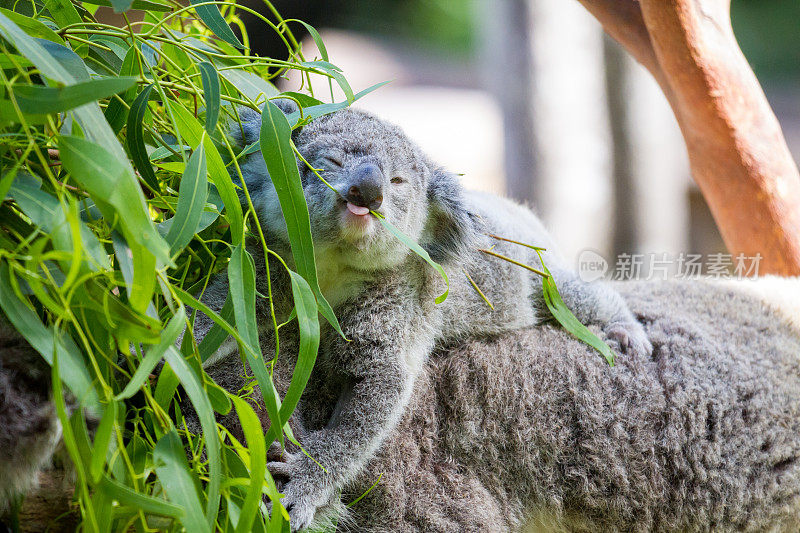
[478,248,548,278]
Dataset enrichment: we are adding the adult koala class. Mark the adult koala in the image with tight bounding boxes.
[194,102,651,530]
[337,279,800,532]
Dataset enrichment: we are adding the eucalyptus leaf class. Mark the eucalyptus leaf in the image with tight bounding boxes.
[219,68,277,103]
[199,61,221,134]
[154,429,208,533]
[375,214,449,304]
[295,21,328,61]
[0,8,63,44]
[12,76,136,114]
[89,401,118,483]
[228,243,284,447]
[79,0,171,10]
[104,47,140,133]
[58,134,171,266]
[116,307,187,400]
[9,179,110,271]
[127,84,160,191]
[42,0,81,36]
[189,0,243,49]
[0,15,129,159]
[535,250,616,366]
[163,345,221,526]
[168,100,244,244]
[277,271,320,424]
[98,475,184,518]
[230,395,267,533]
[259,99,343,336]
[165,144,208,254]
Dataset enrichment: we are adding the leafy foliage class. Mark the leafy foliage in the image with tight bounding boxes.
[0,0,613,529]
[0,0,363,530]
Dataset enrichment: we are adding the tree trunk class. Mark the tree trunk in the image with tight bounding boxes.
[579,0,800,276]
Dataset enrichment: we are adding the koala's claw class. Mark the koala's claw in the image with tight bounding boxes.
[267,451,330,532]
[268,460,294,478]
[267,441,284,461]
[283,494,318,532]
[604,321,653,358]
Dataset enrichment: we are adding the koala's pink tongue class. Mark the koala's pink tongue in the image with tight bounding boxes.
[346,202,370,216]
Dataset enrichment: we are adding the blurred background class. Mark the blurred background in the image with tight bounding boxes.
[155,1,800,272]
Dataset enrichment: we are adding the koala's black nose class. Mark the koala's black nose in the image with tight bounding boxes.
[344,163,384,210]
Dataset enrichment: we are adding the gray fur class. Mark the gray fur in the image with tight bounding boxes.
[0,320,61,512]
[197,107,652,529]
[335,280,800,532]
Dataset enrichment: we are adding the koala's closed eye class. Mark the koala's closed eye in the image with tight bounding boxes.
[391,176,405,184]
[322,156,343,168]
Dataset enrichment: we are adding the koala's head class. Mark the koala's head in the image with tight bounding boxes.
[231,102,476,272]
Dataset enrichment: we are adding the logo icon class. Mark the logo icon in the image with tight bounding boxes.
[577,249,608,282]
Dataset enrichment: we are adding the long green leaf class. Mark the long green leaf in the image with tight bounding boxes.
[259,99,342,335]
[295,21,328,61]
[58,135,171,266]
[110,0,134,13]
[43,0,81,36]
[301,61,353,103]
[189,0,243,49]
[172,286,259,361]
[0,12,73,83]
[375,214,449,304]
[36,39,90,80]
[163,345,221,527]
[105,47,139,133]
[127,84,159,191]
[79,0,171,10]
[10,179,110,271]
[230,395,267,533]
[199,61,221,134]
[0,15,129,161]
[165,144,208,254]
[0,8,64,44]
[129,235,157,315]
[12,76,136,114]
[277,271,319,423]
[168,100,244,244]
[536,250,616,366]
[154,429,208,533]
[228,244,283,448]
[89,401,117,483]
[285,80,391,128]
[219,69,277,103]
[98,475,184,518]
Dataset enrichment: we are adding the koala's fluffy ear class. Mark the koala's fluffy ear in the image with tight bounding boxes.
[229,98,301,148]
[227,99,302,206]
[423,169,478,263]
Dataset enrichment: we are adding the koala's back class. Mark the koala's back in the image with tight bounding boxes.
[463,191,560,257]
[340,280,800,532]
[433,191,567,338]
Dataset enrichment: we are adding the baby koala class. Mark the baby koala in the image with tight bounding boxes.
[206,102,651,530]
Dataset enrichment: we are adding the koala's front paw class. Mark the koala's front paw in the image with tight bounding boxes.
[604,320,652,358]
[268,444,331,532]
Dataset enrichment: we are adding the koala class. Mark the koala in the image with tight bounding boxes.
[0,319,62,515]
[337,280,800,532]
[195,102,652,530]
